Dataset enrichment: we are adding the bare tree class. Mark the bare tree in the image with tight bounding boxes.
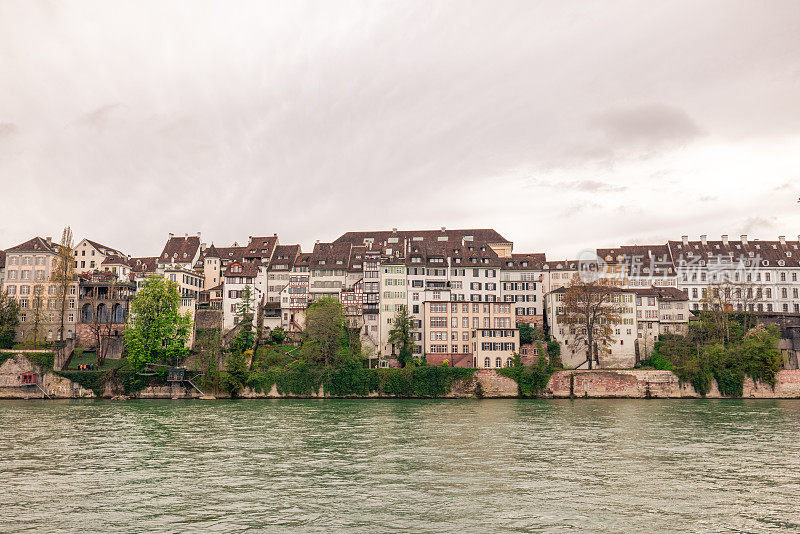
[29,284,46,348]
[560,280,624,369]
[51,226,76,342]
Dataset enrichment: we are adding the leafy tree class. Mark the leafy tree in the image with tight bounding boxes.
[270,326,286,345]
[560,280,624,369]
[224,350,250,397]
[51,226,77,342]
[231,285,255,354]
[388,305,415,367]
[124,276,192,371]
[302,298,348,367]
[0,291,20,349]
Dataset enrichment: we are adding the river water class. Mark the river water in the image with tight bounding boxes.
[1,399,799,533]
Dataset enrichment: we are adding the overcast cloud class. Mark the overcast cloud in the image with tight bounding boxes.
[1,0,799,258]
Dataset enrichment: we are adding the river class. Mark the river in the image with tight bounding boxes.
[1,399,799,532]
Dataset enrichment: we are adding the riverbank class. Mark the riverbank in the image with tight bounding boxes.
[3,352,800,399]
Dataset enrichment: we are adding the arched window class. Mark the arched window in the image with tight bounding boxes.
[506,357,514,367]
[97,303,110,323]
[484,357,491,368]
[495,357,502,368]
[112,304,124,323]
[81,303,92,323]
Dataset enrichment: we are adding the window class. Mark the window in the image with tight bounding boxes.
[484,357,491,368]
[495,357,502,367]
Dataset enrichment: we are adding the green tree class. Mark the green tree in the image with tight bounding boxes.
[231,285,255,354]
[303,298,348,367]
[51,226,77,342]
[388,305,415,367]
[0,291,20,349]
[124,276,192,371]
[224,350,250,397]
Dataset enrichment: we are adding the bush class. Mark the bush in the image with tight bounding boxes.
[498,354,554,397]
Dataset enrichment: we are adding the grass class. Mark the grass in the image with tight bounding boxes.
[67,351,128,370]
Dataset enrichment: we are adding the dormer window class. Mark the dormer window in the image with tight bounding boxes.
[522,262,528,267]
[319,260,326,265]
[336,260,343,265]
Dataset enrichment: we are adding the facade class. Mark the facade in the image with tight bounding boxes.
[546,286,638,369]
[74,238,125,274]
[423,297,518,367]
[76,271,135,348]
[3,237,78,342]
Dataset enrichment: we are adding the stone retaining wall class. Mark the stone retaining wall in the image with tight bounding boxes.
[545,369,800,398]
[4,351,800,399]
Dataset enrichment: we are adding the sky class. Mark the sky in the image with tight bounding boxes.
[1,0,799,259]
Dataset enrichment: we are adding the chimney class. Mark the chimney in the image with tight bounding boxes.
[779,235,786,245]
[45,236,52,246]
[392,228,397,234]
[169,233,174,239]
[681,235,688,246]
[197,231,201,238]
[721,234,728,246]
[184,233,188,238]
[741,234,748,245]
[441,226,446,232]
[700,235,707,246]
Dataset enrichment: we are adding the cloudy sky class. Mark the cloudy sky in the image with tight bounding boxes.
[1,0,799,258]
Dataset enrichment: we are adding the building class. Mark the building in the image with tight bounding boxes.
[76,271,135,348]
[423,296,518,368]
[158,233,203,270]
[74,238,126,273]
[546,285,638,369]
[500,253,547,327]
[2,236,78,342]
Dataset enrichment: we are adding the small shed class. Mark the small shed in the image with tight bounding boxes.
[20,373,38,385]
[167,368,186,382]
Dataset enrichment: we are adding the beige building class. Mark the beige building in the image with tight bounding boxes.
[74,238,125,274]
[3,236,78,342]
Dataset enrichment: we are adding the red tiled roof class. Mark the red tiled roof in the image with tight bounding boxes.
[83,238,125,257]
[244,236,278,261]
[130,257,158,273]
[224,261,261,278]
[159,236,201,264]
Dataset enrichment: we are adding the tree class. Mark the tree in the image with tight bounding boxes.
[270,326,286,345]
[124,276,192,371]
[28,284,46,348]
[0,291,20,349]
[51,226,77,342]
[231,285,255,354]
[517,322,544,345]
[388,305,415,367]
[560,280,624,369]
[302,298,347,366]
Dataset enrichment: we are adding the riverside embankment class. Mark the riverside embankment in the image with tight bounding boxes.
[3,352,800,399]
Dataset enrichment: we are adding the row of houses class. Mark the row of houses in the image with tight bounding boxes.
[2,230,800,369]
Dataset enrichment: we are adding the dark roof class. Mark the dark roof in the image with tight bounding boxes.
[667,238,800,268]
[101,254,132,267]
[503,253,547,270]
[310,242,352,268]
[295,253,311,267]
[348,245,366,272]
[224,261,261,278]
[244,236,278,261]
[6,237,58,254]
[0,250,4,269]
[597,244,676,276]
[130,257,158,273]
[269,244,301,270]
[159,235,201,264]
[202,244,220,258]
[543,260,580,271]
[333,228,511,247]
